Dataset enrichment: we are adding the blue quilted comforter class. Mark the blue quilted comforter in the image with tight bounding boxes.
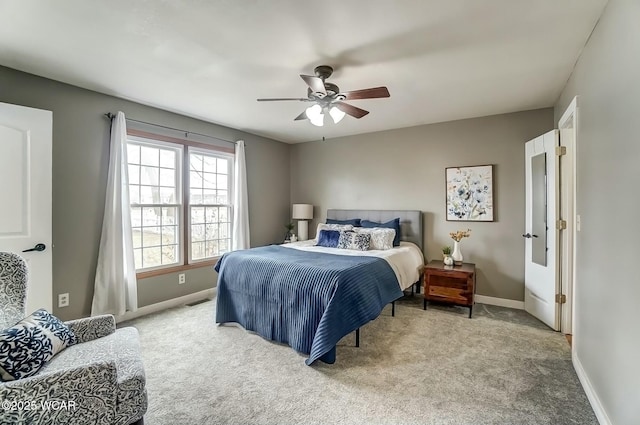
[214,245,403,365]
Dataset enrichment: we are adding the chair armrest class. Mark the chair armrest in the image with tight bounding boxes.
[65,314,116,343]
[0,361,118,424]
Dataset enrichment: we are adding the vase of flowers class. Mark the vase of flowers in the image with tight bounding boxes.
[449,229,471,265]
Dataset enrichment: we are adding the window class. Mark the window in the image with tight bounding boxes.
[127,135,233,273]
[188,149,233,262]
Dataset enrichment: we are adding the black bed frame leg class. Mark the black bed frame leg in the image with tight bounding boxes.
[355,328,360,347]
[392,301,395,317]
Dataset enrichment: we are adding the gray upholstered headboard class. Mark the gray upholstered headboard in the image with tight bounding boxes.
[326,209,423,251]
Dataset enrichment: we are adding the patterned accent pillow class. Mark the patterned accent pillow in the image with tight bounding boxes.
[0,309,77,381]
[337,231,371,251]
[354,227,395,250]
[315,223,354,241]
[361,218,401,246]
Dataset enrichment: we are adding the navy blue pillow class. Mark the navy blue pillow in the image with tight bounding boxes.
[361,218,401,246]
[316,229,341,248]
[326,218,361,227]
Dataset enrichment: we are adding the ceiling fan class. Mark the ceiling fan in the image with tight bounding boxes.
[257,65,390,126]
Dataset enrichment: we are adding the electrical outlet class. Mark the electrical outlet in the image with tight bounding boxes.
[58,293,69,308]
[178,273,186,284]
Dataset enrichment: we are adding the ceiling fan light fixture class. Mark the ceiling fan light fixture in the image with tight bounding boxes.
[309,114,324,127]
[306,104,324,127]
[329,106,346,124]
[258,65,389,124]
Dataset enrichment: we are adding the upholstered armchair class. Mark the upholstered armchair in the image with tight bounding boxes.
[0,252,147,425]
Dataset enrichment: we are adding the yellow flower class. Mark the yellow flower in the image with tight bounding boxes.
[449,229,471,242]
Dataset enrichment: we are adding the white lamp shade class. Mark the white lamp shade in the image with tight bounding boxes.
[292,204,313,220]
[329,106,346,123]
[306,104,324,127]
[306,104,321,119]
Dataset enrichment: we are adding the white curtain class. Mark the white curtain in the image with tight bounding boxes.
[91,111,138,316]
[232,140,250,250]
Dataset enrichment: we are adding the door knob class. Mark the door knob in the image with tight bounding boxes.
[22,243,46,252]
[522,233,532,238]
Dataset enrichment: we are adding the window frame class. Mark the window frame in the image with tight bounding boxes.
[186,146,235,265]
[127,136,184,274]
[125,129,235,279]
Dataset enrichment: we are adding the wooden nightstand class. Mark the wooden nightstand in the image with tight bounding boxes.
[423,260,476,318]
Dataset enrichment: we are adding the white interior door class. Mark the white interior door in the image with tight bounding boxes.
[524,130,560,330]
[0,102,53,314]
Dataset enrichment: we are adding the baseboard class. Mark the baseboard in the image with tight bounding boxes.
[115,288,216,323]
[573,351,612,425]
[474,295,524,310]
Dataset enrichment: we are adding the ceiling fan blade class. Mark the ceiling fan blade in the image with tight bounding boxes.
[341,86,390,100]
[334,102,369,119]
[294,110,308,121]
[300,75,327,95]
[257,98,311,102]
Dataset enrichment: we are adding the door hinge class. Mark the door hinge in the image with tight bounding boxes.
[556,146,567,156]
[556,294,567,304]
[556,219,567,230]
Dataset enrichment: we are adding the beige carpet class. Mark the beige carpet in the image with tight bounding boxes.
[124,295,597,425]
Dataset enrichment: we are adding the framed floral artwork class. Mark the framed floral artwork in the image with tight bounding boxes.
[446,165,494,221]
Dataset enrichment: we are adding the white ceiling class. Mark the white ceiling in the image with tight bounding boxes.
[0,0,607,143]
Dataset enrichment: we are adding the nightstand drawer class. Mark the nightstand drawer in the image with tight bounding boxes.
[428,285,469,302]
[428,274,470,289]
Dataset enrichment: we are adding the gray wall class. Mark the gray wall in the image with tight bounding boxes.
[554,0,639,423]
[0,66,290,321]
[290,109,553,301]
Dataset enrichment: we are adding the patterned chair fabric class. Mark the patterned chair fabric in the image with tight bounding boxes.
[0,252,147,425]
[0,252,28,330]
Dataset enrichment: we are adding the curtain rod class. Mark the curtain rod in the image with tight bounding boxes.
[104,112,237,146]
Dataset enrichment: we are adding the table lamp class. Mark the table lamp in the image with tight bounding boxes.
[292,204,313,241]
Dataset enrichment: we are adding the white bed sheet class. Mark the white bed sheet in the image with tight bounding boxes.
[281,240,424,290]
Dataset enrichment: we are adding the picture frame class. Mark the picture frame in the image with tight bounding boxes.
[446,164,494,222]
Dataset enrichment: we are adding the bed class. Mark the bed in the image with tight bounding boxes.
[214,209,424,365]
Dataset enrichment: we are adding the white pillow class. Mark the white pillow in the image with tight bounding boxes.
[354,227,395,250]
[315,223,353,241]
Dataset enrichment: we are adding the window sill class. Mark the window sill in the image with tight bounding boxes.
[136,258,219,279]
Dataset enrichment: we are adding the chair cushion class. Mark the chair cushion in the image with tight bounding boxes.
[0,309,76,381]
[41,327,143,385]
[41,326,147,425]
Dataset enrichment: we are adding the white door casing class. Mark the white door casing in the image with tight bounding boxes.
[558,96,578,335]
[524,130,560,330]
[0,102,53,314]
